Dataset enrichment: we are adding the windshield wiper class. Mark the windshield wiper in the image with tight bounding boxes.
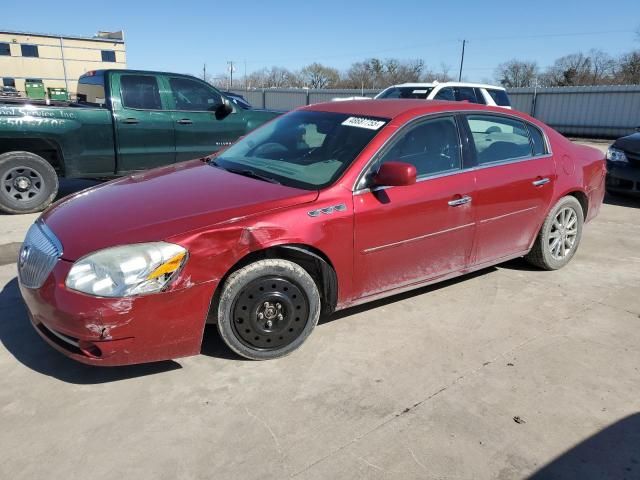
[224,167,281,184]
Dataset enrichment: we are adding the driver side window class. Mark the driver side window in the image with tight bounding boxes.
[169,77,222,111]
[373,116,462,182]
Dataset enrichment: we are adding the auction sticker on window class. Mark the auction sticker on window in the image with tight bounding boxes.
[341,117,386,130]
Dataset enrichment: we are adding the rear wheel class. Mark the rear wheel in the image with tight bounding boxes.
[0,151,58,214]
[217,259,321,360]
[525,196,584,270]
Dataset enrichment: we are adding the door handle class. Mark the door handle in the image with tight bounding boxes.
[448,195,472,207]
[177,118,193,125]
[121,117,139,124]
[532,177,551,187]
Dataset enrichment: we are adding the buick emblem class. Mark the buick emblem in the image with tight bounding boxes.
[19,245,31,269]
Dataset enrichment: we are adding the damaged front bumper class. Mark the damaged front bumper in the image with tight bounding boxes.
[20,259,216,366]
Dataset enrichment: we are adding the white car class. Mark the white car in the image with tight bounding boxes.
[333,82,512,108]
[375,81,512,108]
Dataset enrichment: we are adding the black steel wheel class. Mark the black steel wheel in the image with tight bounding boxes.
[217,259,321,360]
[0,151,58,214]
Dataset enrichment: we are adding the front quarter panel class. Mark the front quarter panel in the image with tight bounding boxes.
[168,187,354,308]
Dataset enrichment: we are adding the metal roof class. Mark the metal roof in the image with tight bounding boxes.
[0,30,125,43]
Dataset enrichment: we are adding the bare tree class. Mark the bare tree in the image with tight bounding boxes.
[494,59,539,87]
[245,67,299,88]
[618,50,640,84]
[299,63,340,89]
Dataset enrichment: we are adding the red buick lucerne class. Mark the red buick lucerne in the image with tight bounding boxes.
[18,100,606,365]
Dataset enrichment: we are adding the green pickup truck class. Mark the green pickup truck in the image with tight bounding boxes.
[0,69,280,214]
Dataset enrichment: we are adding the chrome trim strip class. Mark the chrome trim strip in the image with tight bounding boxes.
[479,206,538,224]
[352,109,554,193]
[362,222,475,254]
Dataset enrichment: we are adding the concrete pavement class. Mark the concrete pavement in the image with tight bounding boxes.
[1,144,639,480]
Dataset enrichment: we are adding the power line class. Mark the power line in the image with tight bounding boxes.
[238,28,634,66]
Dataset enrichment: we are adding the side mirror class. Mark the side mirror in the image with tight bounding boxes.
[373,161,417,187]
[636,126,640,132]
[213,102,233,120]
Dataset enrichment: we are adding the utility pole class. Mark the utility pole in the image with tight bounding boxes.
[202,63,206,81]
[458,39,466,81]
[227,61,235,89]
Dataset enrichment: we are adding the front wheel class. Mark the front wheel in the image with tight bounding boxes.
[525,196,584,270]
[0,151,59,214]
[217,259,321,360]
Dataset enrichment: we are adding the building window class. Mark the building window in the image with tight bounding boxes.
[21,44,39,57]
[101,50,116,62]
[3,78,16,87]
[0,43,10,56]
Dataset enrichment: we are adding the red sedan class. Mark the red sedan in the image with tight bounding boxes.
[18,100,605,365]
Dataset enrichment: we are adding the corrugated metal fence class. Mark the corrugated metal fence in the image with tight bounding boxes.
[230,85,640,138]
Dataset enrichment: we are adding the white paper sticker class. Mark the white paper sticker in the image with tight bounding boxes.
[341,117,386,130]
[412,89,428,94]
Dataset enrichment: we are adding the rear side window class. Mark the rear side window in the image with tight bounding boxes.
[455,87,482,104]
[486,89,511,107]
[77,73,106,106]
[378,116,461,177]
[527,124,547,156]
[473,88,487,104]
[121,75,162,110]
[169,77,221,111]
[433,87,455,101]
[467,114,533,165]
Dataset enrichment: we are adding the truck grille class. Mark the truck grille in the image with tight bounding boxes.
[18,222,63,289]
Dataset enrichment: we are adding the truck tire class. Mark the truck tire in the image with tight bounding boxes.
[525,196,584,270]
[0,151,59,214]
[217,259,321,360]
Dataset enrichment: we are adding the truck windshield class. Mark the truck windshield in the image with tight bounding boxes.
[214,110,388,190]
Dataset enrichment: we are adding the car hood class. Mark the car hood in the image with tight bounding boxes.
[42,160,318,261]
[614,132,640,154]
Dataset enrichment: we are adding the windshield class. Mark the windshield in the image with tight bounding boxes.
[214,110,388,189]
[376,86,434,99]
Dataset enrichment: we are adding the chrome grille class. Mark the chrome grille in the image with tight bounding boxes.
[18,222,63,289]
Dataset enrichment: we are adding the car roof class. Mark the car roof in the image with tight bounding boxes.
[384,82,506,91]
[302,99,512,120]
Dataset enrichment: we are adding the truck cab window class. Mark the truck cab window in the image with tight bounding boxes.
[120,75,162,110]
[169,77,222,111]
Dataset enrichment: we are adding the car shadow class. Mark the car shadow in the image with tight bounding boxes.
[0,277,181,384]
[528,413,640,479]
[55,178,101,201]
[320,267,497,325]
[604,192,640,208]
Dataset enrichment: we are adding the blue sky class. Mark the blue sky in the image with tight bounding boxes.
[3,0,638,82]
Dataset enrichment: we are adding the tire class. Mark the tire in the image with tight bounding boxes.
[0,151,59,214]
[217,259,321,360]
[525,196,584,270]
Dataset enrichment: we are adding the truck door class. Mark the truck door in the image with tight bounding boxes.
[165,75,248,162]
[111,73,176,173]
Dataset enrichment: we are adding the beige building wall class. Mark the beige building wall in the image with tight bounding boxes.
[0,31,126,96]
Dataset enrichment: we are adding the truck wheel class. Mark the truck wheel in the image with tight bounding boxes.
[217,259,321,360]
[0,151,59,214]
[525,196,584,270]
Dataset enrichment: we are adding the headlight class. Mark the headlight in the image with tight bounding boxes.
[66,242,187,297]
[606,147,628,163]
